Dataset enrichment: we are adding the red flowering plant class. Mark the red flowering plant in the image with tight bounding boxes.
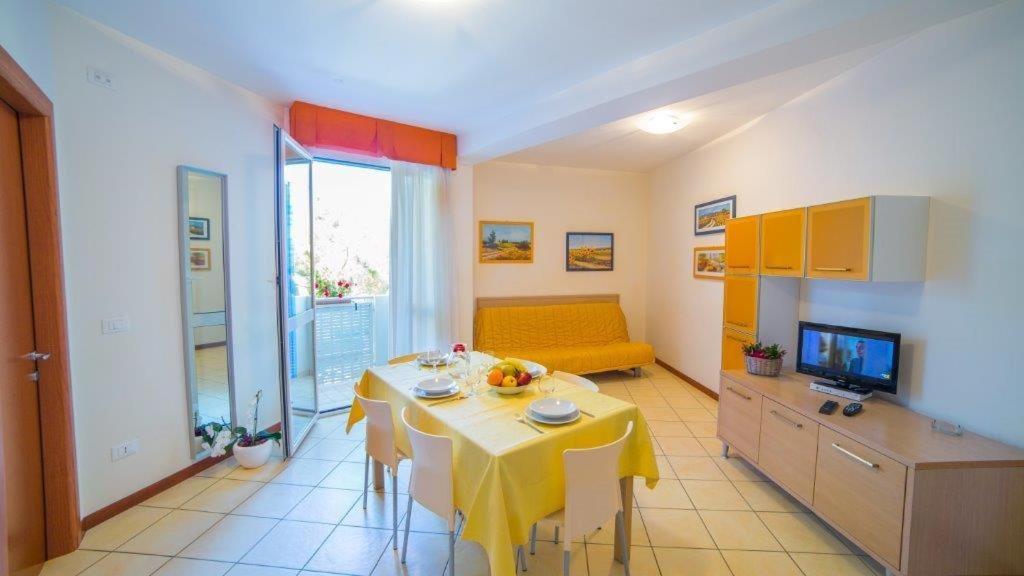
[742,342,786,360]
[313,268,354,299]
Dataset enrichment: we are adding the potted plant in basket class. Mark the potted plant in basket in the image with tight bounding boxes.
[194,390,282,468]
[742,342,786,377]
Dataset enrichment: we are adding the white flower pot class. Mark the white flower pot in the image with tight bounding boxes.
[233,440,273,469]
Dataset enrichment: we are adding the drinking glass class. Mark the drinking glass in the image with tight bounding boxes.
[538,376,555,397]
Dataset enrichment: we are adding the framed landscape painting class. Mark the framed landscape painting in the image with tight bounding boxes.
[693,245,726,279]
[566,232,614,271]
[479,221,534,263]
[188,217,210,240]
[190,247,212,270]
[694,195,735,235]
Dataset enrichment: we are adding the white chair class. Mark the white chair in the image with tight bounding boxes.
[388,352,419,365]
[553,371,599,392]
[529,421,635,575]
[400,407,459,575]
[353,383,406,549]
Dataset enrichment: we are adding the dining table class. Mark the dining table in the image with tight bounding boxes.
[345,352,660,576]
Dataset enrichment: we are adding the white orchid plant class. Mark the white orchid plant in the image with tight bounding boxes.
[193,390,282,457]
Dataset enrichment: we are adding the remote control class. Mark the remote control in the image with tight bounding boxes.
[843,402,864,417]
[819,400,838,415]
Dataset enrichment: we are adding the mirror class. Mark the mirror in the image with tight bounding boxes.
[178,166,236,457]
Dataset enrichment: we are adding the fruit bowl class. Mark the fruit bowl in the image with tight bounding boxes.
[486,359,534,395]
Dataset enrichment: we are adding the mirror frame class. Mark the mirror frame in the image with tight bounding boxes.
[177,165,237,459]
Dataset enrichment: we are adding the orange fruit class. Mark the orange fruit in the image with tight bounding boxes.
[487,369,504,386]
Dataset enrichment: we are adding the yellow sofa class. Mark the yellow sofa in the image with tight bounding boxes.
[474,301,654,376]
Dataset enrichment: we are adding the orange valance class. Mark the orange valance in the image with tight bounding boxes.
[289,101,457,170]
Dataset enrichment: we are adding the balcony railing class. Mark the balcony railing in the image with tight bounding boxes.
[315,295,389,411]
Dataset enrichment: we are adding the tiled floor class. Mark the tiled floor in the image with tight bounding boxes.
[44,365,885,575]
[196,346,231,424]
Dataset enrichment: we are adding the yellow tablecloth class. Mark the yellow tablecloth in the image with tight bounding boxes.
[345,356,659,576]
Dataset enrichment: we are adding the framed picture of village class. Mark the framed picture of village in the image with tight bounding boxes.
[694,195,736,235]
[566,232,614,271]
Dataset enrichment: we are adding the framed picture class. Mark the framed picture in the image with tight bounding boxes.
[190,248,212,270]
[479,221,534,263]
[693,245,726,279]
[694,195,736,236]
[189,217,210,240]
[566,232,614,272]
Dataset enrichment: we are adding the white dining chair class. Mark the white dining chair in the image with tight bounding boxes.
[400,407,459,575]
[388,352,420,365]
[353,383,406,549]
[528,421,635,576]
[553,371,599,392]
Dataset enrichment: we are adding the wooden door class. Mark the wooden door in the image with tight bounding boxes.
[1,99,47,576]
[723,275,758,334]
[725,215,759,275]
[807,198,872,280]
[760,208,805,276]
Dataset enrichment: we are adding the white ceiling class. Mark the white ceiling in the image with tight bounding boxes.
[53,0,1001,163]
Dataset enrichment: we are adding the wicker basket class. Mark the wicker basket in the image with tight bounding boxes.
[745,355,782,377]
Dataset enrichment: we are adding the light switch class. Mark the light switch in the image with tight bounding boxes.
[101,316,130,335]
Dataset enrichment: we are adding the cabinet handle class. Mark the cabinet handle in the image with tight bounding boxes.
[831,442,879,469]
[814,266,852,272]
[731,321,749,327]
[769,410,803,429]
[729,265,751,269]
[726,335,747,343]
[765,265,793,270]
[726,386,751,401]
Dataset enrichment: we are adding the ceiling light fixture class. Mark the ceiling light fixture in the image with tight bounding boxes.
[639,112,691,134]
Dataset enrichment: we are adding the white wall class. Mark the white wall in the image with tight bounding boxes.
[0,0,54,97]
[647,2,1024,448]
[474,162,649,341]
[52,8,286,514]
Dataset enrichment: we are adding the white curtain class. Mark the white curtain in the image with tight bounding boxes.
[389,161,457,356]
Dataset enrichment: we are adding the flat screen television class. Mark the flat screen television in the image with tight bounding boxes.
[796,321,900,394]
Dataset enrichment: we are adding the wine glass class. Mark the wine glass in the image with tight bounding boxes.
[538,375,555,398]
[424,347,444,381]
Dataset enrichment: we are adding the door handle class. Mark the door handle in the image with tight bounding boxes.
[24,351,51,361]
[28,371,39,382]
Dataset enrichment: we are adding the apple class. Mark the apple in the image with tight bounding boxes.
[517,372,533,386]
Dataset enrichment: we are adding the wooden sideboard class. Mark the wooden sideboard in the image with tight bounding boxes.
[717,369,1024,576]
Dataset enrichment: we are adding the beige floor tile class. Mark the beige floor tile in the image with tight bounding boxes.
[227,458,289,482]
[448,540,490,575]
[634,479,693,509]
[180,514,278,562]
[80,506,171,551]
[646,420,693,437]
[627,385,661,398]
[640,509,715,548]
[195,458,239,479]
[234,483,312,518]
[673,407,716,422]
[518,540,587,574]
[39,549,107,576]
[758,512,851,554]
[319,461,372,491]
[305,525,394,575]
[143,477,219,508]
[681,479,750,511]
[654,548,732,576]
[225,566,298,576]
[343,443,367,463]
[697,437,727,457]
[270,458,339,486]
[714,456,767,481]
[685,421,718,438]
[666,456,727,481]
[587,544,660,576]
[791,553,877,575]
[632,395,670,409]
[299,438,362,461]
[733,481,803,512]
[240,520,334,569]
[308,417,344,439]
[79,552,169,576]
[603,389,634,401]
[371,531,451,575]
[286,487,362,524]
[118,509,223,556]
[721,550,803,576]
[664,394,704,409]
[639,405,681,421]
[181,479,263,513]
[342,490,406,530]
[656,436,707,457]
[653,455,676,479]
[699,510,782,551]
[152,558,232,576]
[585,508,649,545]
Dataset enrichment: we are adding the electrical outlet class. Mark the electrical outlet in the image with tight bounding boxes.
[111,439,139,462]
[102,316,130,335]
[86,66,116,90]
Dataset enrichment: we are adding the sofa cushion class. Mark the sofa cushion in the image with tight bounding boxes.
[495,342,655,376]
[475,302,630,351]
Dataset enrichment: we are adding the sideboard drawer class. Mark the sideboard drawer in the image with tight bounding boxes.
[718,379,762,461]
[814,427,907,569]
[758,399,819,502]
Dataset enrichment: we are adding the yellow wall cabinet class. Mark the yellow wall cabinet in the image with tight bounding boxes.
[721,328,755,371]
[721,275,800,370]
[760,208,806,276]
[725,215,760,275]
[807,196,929,282]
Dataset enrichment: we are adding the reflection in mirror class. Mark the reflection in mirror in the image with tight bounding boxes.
[178,166,235,458]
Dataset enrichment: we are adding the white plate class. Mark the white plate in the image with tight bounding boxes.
[527,409,581,425]
[418,352,453,366]
[414,384,459,399]
[416,377,455,393]
[529,397,578,420]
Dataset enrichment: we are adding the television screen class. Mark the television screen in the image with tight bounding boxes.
[796,322,900,393]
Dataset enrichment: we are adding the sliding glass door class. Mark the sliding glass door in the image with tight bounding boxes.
[276,127,318,455]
